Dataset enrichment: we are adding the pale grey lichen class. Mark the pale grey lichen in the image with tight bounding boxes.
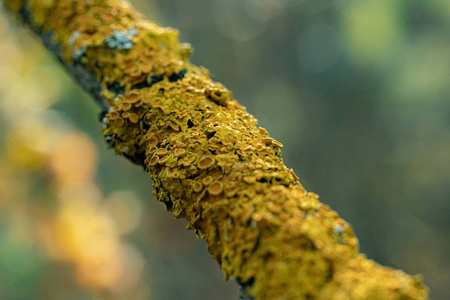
[72,44,87,60]
[104,28,137,50]
[333,225,344,235]
[68,31,87,60]
[68,30,81,47]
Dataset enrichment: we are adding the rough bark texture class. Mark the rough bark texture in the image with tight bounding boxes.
[3,0,429,299]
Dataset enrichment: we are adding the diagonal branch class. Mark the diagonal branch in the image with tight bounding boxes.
[3,0,428,299]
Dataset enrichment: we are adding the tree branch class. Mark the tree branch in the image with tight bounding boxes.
[3,0,428,299]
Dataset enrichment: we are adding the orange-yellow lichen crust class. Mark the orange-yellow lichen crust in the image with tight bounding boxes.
[4,0,429,299]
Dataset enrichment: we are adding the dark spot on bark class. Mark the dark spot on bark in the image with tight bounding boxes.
[168,69,187,82]
[130,69,187,90]
[237,277,256,300]
[258,178,271,184]
[164,200,173,211]
[98,110,108,122]
[107,82,126,95]
[123,151,146,167]
[205,131,216,138]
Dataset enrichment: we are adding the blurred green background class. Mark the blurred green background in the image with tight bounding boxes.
[0,0,449,299]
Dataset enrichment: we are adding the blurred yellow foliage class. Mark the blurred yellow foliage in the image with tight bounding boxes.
[50,133,98,184]
[0,10,148,299]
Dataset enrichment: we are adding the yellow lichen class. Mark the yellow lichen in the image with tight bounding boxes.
[158,155,169,164]
[208,181,223,196]
[115,117,124,127]
[148,138,158,148]
[156,148,168,156]
[174,149,185,157]
[198,156,215,169]
[4,0,429,299]
[109,111,119,120]
[192,182,203,193]
[121,102,131,111]
[202,176,213,186]
[128,113,138,123]
[128,92,139,103]
[149,155,159,166]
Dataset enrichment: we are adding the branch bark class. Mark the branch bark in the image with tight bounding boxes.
[3,0,428,299]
